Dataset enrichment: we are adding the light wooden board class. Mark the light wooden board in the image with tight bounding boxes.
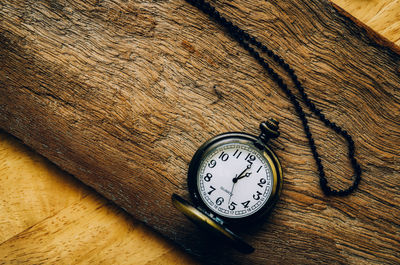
[334,0,400,45]
[0,1,399,264]
[0,132,199,264]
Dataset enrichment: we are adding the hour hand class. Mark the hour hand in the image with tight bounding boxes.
[233,164,252,183]
[235,172,252,181]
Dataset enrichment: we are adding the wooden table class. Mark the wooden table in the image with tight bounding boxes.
[0,1,399,264]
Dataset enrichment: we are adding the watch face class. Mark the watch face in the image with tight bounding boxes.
[189,133,281,221]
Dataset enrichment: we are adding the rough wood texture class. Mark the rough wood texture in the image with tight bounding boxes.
[1,0,399,264]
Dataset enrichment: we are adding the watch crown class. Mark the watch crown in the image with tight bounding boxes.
[259,118,280,144]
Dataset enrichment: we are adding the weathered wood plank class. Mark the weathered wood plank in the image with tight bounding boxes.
[1,0,399,264]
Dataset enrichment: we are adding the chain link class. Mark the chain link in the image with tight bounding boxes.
[185,0,362,196]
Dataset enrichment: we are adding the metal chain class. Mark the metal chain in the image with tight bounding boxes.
[185,0,362,196]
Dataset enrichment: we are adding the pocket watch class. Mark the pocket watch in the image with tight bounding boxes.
[172,119,283,253]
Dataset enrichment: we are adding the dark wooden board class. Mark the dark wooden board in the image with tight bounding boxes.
[1,0,399,264]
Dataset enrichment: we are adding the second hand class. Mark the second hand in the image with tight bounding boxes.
[228,164,252,206]
[227,175,236,206]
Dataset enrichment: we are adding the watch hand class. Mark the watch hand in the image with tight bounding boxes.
[229,164,252,206]
[228,175,236,205]
[236,172,252,181]
[233,164,252,183]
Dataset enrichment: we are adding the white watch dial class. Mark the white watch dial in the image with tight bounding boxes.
[197,142,273,218]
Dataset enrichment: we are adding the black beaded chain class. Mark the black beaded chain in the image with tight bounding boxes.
[185,0,362,196]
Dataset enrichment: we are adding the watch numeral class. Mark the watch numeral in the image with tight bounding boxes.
[216,197,224,206]
[257,178,267,187]
[257,165,262,173]
[245,153,256,163]
[218,151,229,161]
[233,149,242,159]
[204,173,213,182]
[241,200,250,208]
[208,159,216,168]
[253,191,262,200]
[228,202,237,210]
[208,185,216,195]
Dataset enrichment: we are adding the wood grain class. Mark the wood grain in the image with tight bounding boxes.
[0,132,87,243]
[0,194,196,264]
[0,132,199,264]
[333,0,400,45]
[0,0,399,264]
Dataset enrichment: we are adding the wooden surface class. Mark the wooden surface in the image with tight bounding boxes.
[0,0,399,264]
[0,132,200,264]
[333,0,400,46]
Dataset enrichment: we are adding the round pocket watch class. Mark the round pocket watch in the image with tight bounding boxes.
[172,118,283,253]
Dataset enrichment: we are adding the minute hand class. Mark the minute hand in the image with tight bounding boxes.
[233,164,252,183]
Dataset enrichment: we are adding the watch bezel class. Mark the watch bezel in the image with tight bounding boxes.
[188,132,283,225]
